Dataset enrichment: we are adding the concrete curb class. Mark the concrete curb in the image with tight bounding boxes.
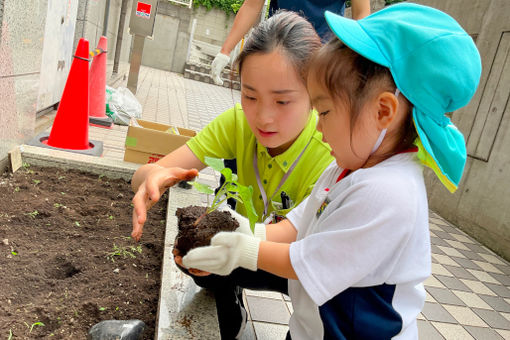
[19,144,137,180]
[155,187,220,340]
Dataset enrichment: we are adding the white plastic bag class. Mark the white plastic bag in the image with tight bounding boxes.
[105,86,142,125]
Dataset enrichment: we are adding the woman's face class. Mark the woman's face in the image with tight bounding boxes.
[240,50,311,156]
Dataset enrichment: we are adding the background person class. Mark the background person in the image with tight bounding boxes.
[211,0,371,85]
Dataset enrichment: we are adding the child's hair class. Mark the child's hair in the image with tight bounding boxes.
[235,10,322,82]
[309,39,417,158]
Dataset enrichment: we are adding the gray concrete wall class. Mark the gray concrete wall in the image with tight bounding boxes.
[0,0,48,169]
[142,2,193,73]
[412,0,510,260]
[141,3,235,73]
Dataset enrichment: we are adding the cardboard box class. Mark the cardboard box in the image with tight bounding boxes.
[123,119,196,164]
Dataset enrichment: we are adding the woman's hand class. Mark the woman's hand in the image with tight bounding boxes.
[172,247,211,276]
[131,166,198,241]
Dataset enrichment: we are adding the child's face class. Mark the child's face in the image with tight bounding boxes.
[240,51,311,156]
[308,76,381,170]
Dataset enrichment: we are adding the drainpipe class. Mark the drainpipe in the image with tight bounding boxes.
[113,0,128,74]
[103,0,111,37]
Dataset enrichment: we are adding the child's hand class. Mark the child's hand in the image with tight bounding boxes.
[172,247,211,276]
[131,166,198,241]
[182,232,260,276]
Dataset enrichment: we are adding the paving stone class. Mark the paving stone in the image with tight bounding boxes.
[452,291,493,310]
[451,257,483,271]
[464,243,491,255]
[472,261,505,274]
[252,321,289,339]
[246,296,290,324]
[494,264,510,276]
[442,305,487,327]
[485,283,510,298]
[438,245,467,258]
[430,322,474,339]
[472,309,510,329]
[464,326,504,340]
[478,295,510,313]
[431,236,452,247]
[417,320,445,340]
[436,275,472,292]
[458,249,485,261]
[433,230,458,241]
[432,263,454,277]
[426,287,466,306]
[443,265,478,281]
[460,280,497,296]
[422,302,457,323]
[490,273,510,286]
[467,269,501,285]
[431,244,446,255]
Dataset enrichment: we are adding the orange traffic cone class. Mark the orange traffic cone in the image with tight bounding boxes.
[45,38,92,150]
[89,36,113,128]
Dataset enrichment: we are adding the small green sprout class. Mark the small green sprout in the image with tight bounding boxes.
[29,322,45,333]
[108,215,114,220]
[107,244,143,262]
[99,307,106,311]
[11,251,18,256]
[54,203,65,208]
[74,221,81,227]
[188,157,258,231]
[26,210,39,218]
[32,179,41,185]
[8,329,13,340]
[14,186,20,192]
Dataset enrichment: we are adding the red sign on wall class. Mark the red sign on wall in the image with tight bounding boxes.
[135,2,152,19]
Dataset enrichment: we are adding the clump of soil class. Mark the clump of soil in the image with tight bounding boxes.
[174,206,239,255]
[0,165,167,339]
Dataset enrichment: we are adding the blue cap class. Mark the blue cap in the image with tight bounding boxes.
[324,3,482,192]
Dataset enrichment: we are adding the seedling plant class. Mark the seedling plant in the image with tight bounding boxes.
[188,156,258,231]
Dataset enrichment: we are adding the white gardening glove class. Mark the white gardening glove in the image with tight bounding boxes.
[222,206,266,240]
[182,232,260,276]
[211,52,230,85]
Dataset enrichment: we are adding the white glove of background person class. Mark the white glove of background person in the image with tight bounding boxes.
[211,53,230,85]
[182,232,260,276]
[222,206,267,240]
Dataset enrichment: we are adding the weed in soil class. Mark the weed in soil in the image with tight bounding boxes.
[0,165,166,339]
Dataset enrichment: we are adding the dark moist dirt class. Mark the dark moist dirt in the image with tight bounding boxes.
[174,205,239,255]
[0,165,167,339]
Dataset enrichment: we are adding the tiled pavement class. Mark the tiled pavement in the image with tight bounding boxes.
[92,66,510,339]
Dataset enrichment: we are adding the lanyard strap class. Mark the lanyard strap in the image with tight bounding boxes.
[254,138,312,218]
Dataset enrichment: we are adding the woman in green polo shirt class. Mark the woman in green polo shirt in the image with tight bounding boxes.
[131,11,333,339]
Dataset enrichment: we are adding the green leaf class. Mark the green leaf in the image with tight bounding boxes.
[189,181,215,194]
[238,185,258,230]
[220,167,233,182]
[204,156,225,172]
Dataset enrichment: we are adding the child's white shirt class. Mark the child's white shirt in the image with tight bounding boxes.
[286,153,431,339]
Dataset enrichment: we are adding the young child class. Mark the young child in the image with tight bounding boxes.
[183,3,482,339]
[130,11,334,339]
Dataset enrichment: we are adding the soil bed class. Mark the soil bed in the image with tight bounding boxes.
[0,164,167,339]
[175,206,239,255]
